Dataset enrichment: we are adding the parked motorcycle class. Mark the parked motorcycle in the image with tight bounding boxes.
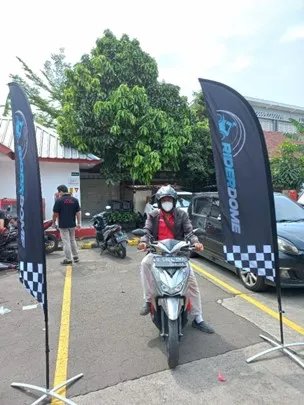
[132,227,204,369]
[43,220,59,254]
[0,228,18,264]
[0,206,58,258]
[85,207,128,259]
[0,206,18,264]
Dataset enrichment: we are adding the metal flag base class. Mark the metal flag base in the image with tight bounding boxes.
[11,373,84,405]
[247,334,304,369]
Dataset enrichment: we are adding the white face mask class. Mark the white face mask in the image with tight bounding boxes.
[161,201,173,212]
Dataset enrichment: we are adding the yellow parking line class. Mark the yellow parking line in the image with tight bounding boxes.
[51,265,73,404]
[191,262,304,336]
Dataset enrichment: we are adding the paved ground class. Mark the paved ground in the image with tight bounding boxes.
[1,245,304,405]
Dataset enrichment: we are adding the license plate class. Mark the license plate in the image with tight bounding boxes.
[115,232,127,242]
[154,256,187,267]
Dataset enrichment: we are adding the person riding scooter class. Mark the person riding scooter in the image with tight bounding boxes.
[137,185,215,334]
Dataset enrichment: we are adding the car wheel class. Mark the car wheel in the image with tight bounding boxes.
[239,270,267,292]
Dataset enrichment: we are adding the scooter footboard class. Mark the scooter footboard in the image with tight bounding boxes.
[161,297,184,321]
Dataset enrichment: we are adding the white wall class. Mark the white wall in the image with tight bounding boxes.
[40,162,79,219]
[133,190,152,214]
[0,155,79,219]
[0,157,16,199]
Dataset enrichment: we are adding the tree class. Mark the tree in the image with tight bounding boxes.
[283,118,304,149]
[8,48,70,128]
[0,95,11,116]
[57,30,192,184]
[271,141,304,190]
[175,92,216,190]
[289,118,304,135]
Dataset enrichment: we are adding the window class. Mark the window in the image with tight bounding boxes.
[176,195,192,208]
[193,197,211,216]
[277,121,297,134]
[259,119,274,131]
[210,199,221,218]
[274,195,304,222]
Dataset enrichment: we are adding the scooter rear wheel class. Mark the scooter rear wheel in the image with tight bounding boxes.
[167,319,179,369]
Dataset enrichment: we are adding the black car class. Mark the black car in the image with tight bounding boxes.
[188,192,304,292]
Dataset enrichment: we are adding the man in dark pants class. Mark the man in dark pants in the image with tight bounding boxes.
[52,185,81,265]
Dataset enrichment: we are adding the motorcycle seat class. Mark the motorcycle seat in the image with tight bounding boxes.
[104,225,116,231]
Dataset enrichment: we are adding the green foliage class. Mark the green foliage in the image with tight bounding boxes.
[107,211,139,224]
[284,119,304,153]
[271,141,304,190]
[9,49,70,128]
[289,118,304,135]
[0,94,10,116]
[57,30,192,184]
[175,91,215,190]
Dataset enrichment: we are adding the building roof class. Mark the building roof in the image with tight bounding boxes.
[264,131,303,157]
[0,116,100,163]
[246,97,304,115]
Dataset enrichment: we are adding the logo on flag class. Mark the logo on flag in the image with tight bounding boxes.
[217,110,246,157]
[14,111,28,248]
[14,111,29,158]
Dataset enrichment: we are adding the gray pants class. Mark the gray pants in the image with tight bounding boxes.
[140,253,203,318]
[60,228,78,261]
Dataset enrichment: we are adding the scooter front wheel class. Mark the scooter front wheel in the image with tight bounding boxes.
[167,319,179,369]
[45,234,58,254]
[117,245,126,259]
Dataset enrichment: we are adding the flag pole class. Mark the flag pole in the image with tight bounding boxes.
[43,263,50,390]
[8,82,84,404]
[246,261,304,368]
[245,94,304,367]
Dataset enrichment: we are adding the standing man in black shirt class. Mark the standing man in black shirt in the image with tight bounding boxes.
[52,185,81,265]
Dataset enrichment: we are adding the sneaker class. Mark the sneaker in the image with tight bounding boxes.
[61,259,72,265]
[192,320,215,334]
[140,302,151,316]
[73,256,79,263]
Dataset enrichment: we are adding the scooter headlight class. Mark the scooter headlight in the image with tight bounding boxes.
[172,281,184,293]
[159,282,170,293]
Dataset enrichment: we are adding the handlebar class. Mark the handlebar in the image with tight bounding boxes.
[137,242,198,254]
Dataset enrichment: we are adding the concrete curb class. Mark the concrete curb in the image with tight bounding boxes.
[80,238,139,249]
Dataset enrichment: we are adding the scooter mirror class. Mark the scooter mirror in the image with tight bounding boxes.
[193,228,205,237]
[132,229,146,237]
[6,206,11,212]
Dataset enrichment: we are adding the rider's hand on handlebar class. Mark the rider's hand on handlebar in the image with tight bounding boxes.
[138,242,148,251]
[194,243,204,252]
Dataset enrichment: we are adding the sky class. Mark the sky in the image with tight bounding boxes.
[1,0,304,113]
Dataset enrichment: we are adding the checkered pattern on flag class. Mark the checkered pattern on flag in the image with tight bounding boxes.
[19,262,45,306]
[224,245,276,281]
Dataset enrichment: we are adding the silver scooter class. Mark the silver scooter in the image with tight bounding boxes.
[132,227,204,369]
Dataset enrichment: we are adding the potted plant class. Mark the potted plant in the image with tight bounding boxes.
[108,211,138,232]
